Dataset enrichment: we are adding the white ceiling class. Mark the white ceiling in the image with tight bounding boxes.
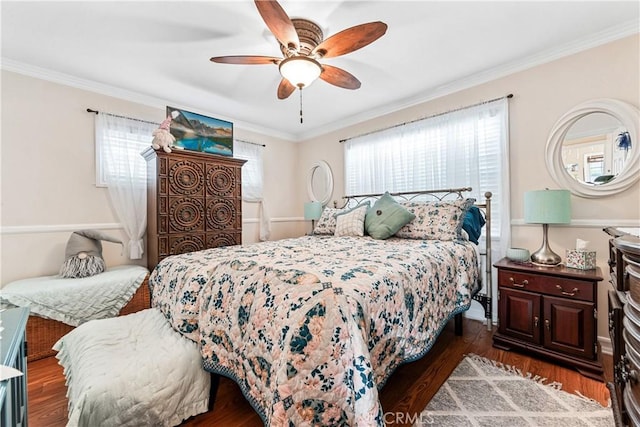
[2,1,638,141]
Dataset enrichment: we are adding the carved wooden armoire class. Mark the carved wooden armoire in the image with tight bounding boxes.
[142,147,245,270]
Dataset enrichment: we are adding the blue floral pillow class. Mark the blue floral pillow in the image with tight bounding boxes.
[313,207,343,235]
[395,198,475,240]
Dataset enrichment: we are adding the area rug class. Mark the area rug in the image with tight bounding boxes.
[415,353,614,426]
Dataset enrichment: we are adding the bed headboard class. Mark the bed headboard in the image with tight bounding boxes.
[337,186,474,207]
[337,187,493,330]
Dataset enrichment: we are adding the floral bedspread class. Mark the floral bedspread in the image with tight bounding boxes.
[150,235,479,426]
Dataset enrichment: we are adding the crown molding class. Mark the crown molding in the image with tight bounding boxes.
[0,58,298,142]
[2,19,638,143]
[298,19,640,141]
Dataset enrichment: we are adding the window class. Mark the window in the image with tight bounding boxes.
[234,140,265,201]
[95,113,156,187]
[585,153,604,182]
[94,112,158,259]
[234,139,271,241]
[344,99,509,238]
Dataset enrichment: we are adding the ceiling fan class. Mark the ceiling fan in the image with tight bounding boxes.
[210,0,387,104]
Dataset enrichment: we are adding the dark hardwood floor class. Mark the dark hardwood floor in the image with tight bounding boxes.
[28,318,613,426]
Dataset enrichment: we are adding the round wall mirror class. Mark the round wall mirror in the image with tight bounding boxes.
[307,160,334,205]
[546,99,640,198]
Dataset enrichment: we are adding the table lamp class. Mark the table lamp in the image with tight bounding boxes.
[304,201,323,234]
[524,189,571,266]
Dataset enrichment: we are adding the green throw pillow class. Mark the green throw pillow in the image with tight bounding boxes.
[365,192,416,239]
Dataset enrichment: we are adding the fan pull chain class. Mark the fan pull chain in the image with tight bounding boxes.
[299,88,304,124]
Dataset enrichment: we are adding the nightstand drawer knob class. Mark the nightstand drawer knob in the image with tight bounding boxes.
[534,316,539,327]
[509,277,528,288]
[555,284,579,296]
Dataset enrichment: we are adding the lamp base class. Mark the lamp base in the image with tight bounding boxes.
[530,246,562,266]
[531,223,562,267]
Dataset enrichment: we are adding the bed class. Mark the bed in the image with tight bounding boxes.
[149,188,492,426]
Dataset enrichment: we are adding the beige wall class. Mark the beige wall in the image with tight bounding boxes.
[0,70,303,285]
[2,35,639,342]
[297,34,640,342]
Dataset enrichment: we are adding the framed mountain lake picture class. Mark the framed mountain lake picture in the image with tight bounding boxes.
[166,106,233,156]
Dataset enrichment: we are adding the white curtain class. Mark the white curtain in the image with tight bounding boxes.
[234,140,271,241]
[345,99,509,240]
[345,98,510,322]
[96,113,156,259]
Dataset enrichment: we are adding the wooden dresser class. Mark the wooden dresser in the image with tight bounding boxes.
[142,148,246,270]
[493,258,604,380]
[606,232,640,426]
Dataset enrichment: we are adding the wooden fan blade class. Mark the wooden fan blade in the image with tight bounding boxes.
[277,78,296,99]
[319,64,361,90]
[254,0,299,52]
[312,21,387,59]
[210,55,281,65]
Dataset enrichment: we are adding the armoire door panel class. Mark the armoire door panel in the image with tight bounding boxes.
[206,163,238,197]
[168,159,205,196]
[168,196,205,233]
[206,198,241,231]
[206,232,241,249]
[169,234,206,255]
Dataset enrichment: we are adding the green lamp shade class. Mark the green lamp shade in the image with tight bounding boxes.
[524,190,571,224]
[304,201,323,221]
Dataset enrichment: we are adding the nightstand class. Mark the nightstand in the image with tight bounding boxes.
[493,258,604,380]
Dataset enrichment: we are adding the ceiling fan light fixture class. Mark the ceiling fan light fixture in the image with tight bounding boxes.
[279,56,321,88]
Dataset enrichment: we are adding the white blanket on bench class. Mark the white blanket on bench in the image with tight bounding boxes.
[0,265,148,326]
[54,309,210,427]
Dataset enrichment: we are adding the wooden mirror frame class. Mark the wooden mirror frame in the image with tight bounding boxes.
[307,160,334,206]
[545,98,640,198]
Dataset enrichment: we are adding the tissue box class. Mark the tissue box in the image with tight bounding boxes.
[566,249,596,270]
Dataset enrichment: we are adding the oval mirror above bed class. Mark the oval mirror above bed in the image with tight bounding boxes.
[307,160,334,205]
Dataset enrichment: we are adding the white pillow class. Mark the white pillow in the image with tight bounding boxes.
[334,204,368,237]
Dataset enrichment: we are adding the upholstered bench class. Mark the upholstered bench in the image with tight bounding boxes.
[53,308,212,427]
[0,265,150,361]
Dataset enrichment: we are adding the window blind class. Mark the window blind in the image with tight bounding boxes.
[344,99,507,237]
[95,115,156,187]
